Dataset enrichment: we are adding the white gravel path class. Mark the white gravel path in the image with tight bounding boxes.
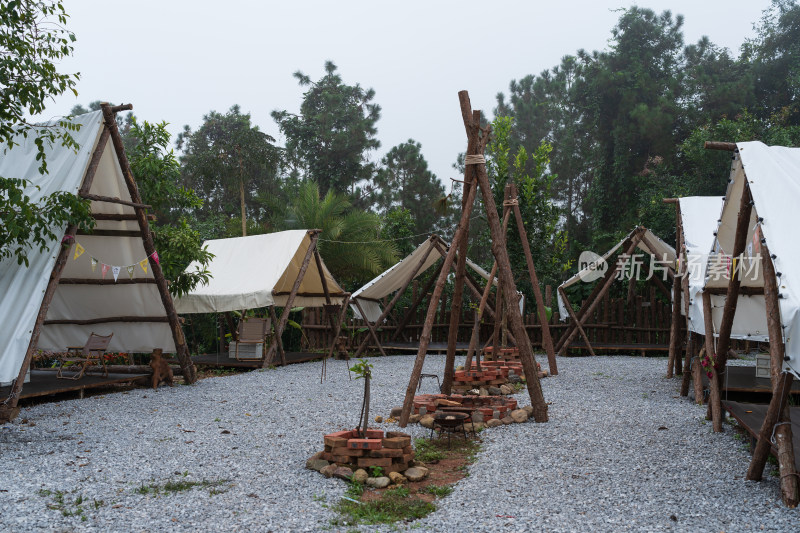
[0,355,796,532]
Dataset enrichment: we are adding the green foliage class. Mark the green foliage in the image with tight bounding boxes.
[178,105,280,236]
[0,1,95,266]
[272,61,381,198]
[367,465,383,478]
[421,485,453,498]
[413,438,446,463]
[334,486,435,526]
[372,140,445,235]
[380,207,416,257]
[127,120,213,297]
[287,181,398,287]
[351,359,373,380]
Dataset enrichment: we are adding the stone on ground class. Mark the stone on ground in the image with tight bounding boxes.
[511,409,529,423]
[366,476,390,489]
[352,469,368,484]
[405,466,429,482]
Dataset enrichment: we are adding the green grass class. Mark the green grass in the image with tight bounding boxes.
[135,478,230,496]
[413,438,446,463]
[333,486,435,526]
[421,485,453,498]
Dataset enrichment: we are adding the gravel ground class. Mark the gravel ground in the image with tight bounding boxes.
[0,354,796,532]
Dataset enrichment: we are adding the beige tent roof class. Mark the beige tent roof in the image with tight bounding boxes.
[174,230,346,313]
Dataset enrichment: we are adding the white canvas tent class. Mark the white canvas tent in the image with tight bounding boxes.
[0,106,193,409]
[703,142,800,378]
[556,226,676,319]
[351,237,506,323]
[174,230,346,314]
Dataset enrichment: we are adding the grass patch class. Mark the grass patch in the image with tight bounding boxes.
[414,438,446,463]
[135,477,230,496]
[333,486,435,526]
[421,485,453,497]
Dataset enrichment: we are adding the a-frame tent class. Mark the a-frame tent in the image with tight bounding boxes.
[348,234,520,359]
[174,230,349,367]
[0,105,195,421]
[698,141,799,506]
[555,226,677,356]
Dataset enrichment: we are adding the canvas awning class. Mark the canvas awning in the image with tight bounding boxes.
[174,230,346,314]
[0,111,177,383]
[350,236,516,323]
[702,141,800,377]
[556,227,676,320]
[677,196,725,335]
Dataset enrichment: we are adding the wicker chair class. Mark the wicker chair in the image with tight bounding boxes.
[56,332,113,380]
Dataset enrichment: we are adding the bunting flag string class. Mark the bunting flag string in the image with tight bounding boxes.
[67,238,159,283]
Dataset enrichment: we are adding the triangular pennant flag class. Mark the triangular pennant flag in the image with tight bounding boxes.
[127,265,135,279]
[101,264,110,279]
[73,243,85,261]
[112,266,121,282]
[91,258,98,273]
[151,251,160,265]
[139,258,149,274]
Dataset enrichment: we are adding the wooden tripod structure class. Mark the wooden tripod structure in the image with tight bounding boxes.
[0,103,196,422]
[700,141,797,507]
[398,91,549,427]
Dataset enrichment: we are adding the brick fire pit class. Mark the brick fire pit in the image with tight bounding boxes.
[319,429,414,474]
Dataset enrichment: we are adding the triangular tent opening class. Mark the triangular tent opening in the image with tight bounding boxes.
[0,105,195,419]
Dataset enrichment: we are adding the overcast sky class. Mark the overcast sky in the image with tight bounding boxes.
[39,0,772,189]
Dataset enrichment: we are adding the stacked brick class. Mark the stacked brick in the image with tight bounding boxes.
[412,393,518,421]
[320,429,414,474]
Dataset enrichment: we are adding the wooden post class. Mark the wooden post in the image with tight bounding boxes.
[464,262,498,372]
[268,305,286,365]
[702,292,723,431]
[667,202,684,378]
[557,287,597,357]
[509,183,558,375]
[265,231,320,367]
[352,237,438,358]
[352,299,388,358]
[320,294,351,383]
[746,239,798,507]
[100,103,196,383]
[398,139,481,427]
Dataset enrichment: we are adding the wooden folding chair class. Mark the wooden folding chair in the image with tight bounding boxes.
[56,332,114,380]
[234,317,270,361]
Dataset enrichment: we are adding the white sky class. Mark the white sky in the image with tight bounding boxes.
[38,0,771,188]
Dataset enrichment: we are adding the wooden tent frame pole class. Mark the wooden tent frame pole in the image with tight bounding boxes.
[442,163,475,395]
[100,103,197,384]
[268,305,287,365]
[508,182,558,375]
[352,299,388,358]
[701,292,723,430]
[459,92,548,422]
[555,228,643,354]
[463,245,500,373]
[557,287,597,357]
[0,128,112,418]
[398,118,482,427]
[667,200,684,378]
[265,230,320,367]
[745,240,799,506]
[320,293,351,383]
[557,229,645,356]
[351,237,438,358]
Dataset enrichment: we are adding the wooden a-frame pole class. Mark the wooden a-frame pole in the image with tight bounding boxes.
[101,103,197,383]
[557,287,597,357]
[667,198,684,378]
[508,182,558,375]
[264,230,320,367]
[320,293,351,383]
[352,299,388,358]
[391,259,444,342]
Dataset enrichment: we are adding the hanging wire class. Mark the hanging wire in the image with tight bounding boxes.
[318,215,483,244]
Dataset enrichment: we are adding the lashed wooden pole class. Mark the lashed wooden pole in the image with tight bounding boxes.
[101,103,196,383]
[667,200,684,378]
[701,292,722,430]
[457,90,548,422]
[509,183,558,375]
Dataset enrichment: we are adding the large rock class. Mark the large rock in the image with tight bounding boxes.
[510,409,529,423]
[499,384,513,395]
[522,405,534,417]
[352,469,368,484]
[501,416,514,425]
[306,458,330,472]
[487,386,502,396]
[409,414,422,424]
[419,415,435,429]
[508,374,521,384]
[388,471,407,485]
[486,418,502,428]
[464,422,483,433]
[471,411,484,423]
[333,466,354,480]
[320,464,339,478]
[404,466,429,482]
[390,407,403,418]
[366,476,390,488]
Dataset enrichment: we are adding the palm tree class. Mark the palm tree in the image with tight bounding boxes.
[288,181,398,286]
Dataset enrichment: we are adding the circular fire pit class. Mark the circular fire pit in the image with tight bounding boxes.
[432,412,470,446]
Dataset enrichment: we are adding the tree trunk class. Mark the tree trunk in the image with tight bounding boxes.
[239,178,247,237]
